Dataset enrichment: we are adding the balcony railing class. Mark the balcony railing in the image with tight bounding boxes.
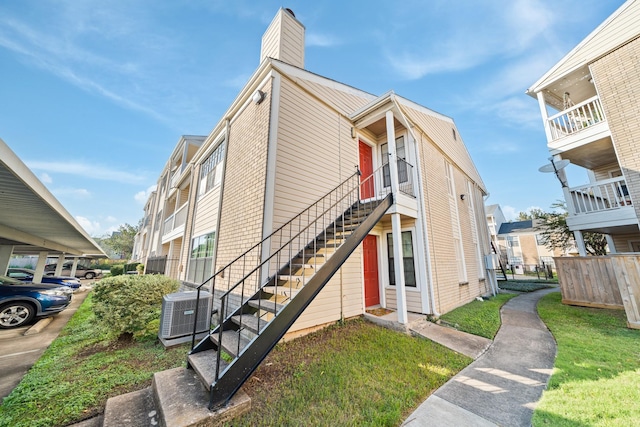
[170,164,185,189]
[162,202,188,236]
[381,158,416,198]
[568,176,631,216]
[547,95,605,141]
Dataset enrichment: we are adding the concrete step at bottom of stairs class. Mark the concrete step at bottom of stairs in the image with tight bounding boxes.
[101,366,250,427]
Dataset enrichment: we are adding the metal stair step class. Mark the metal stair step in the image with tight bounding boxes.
[187,349,229,391]
[210,330,252,358]
[248,298,286,314]
[231,314,268,334]
[262,285,302,298]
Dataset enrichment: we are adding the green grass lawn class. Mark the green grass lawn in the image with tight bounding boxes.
[0,294,188,427]
[499,281,557,293]
[232,318,470,426]
[439,293,517,339]
[533,292,640,426]
[0,294,472,427]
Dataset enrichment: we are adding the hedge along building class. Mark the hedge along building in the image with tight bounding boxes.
[139,8,496,340]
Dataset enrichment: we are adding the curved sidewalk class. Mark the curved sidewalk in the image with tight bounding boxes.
[404,288,558,427]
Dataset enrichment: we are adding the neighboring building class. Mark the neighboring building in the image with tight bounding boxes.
[132,135,205,275]
[134,8,497,408]
[497,220,560,274]
[136,8,496,326]
[527,0,640,255]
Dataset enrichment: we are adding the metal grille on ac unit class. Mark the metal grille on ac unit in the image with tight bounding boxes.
[159,291,213,339]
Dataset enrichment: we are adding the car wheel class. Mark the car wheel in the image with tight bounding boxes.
[0,302,36,329]
[84,272,95,279]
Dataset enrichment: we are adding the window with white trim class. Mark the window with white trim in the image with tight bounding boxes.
[187,232,216,284]
[386,231,417,287]
[198,141,225,198]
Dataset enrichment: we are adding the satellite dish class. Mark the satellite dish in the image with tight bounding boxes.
[538,159,569,173]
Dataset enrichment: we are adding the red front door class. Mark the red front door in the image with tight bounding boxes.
[363,234,380,307]
[359,140,374,199]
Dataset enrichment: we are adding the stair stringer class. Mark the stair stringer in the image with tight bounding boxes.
[206,194,393,409]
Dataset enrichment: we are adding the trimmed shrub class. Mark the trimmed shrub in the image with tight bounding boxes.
[136,264,144,274]
[110,264,124,276]
[92,275,179,340]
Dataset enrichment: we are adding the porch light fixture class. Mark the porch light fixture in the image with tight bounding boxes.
[460,194,466,201]
[252,90,266,104]
[351,127,356,138]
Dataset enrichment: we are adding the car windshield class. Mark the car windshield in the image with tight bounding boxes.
[0,275,25,285]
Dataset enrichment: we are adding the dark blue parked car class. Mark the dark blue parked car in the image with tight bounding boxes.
[7,268,82,289]
[0,275,72,329]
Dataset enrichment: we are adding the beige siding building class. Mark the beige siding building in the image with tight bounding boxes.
[527,0,640,255]
[135,8,496,338]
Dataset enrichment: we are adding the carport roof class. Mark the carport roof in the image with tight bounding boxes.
[0,139,107,257]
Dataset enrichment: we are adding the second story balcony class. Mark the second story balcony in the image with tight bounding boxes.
[565,176,637,232]
[548,95,606,142]
[162,202,188,242]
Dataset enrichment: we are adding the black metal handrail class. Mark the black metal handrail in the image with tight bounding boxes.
[209,165,389,376]
[190,169,359,348]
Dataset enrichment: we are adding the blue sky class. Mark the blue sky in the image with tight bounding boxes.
[0,0,624,236]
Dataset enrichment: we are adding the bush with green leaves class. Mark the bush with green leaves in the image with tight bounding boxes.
[92,274,179,340]
[110,264,125,276]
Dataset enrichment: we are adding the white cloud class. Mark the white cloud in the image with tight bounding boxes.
[501,205,518,221]
[40,172,52,184]
[134,185,156,204]
[307,32,340,48]
[384,0,558,80]
[54,187,91,198]
[106,216,117,223]
[75,215,101,235]
[26,160,145,184]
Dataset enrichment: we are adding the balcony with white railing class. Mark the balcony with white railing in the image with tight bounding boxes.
[162,202,188,241]
[547,95,606,143]
[565,176,637,231]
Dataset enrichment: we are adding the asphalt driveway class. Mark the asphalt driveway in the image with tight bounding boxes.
[0,284,92,401]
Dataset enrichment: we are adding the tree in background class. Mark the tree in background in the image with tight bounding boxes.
[516,208,546,221]
[99,223,138,260]
[536,201,608,256]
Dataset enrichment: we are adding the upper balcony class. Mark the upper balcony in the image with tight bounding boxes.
[162,201,188,243]
[547,95,607,142]
[565,176,637,233]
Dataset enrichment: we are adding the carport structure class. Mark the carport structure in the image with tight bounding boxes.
[0,139,106,281]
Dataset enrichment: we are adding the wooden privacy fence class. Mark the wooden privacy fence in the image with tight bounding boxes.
[555,255,640,329]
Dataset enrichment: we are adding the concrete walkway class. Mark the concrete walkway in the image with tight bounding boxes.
[404,288,558,427]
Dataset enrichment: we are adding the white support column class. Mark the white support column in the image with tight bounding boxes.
[34,252,49,283]
[54,254,66,276]
[536,91,553,142]
[605,235,616,254]
[386,110,408,324]
[70,258,79,277]
[574,230,587,256]
[0,245,14,275]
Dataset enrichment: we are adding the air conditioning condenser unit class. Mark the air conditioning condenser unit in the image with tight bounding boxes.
[159,291,213,340]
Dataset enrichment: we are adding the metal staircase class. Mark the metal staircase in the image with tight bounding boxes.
[187,166,392,409]
[491,241,507,281]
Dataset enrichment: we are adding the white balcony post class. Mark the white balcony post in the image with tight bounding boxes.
[574,230,587,256]
[386,110,408,324]
[605,235,616,254]
[536,91,553,142]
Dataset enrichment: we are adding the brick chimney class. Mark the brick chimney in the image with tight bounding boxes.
[260,8,305,68]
